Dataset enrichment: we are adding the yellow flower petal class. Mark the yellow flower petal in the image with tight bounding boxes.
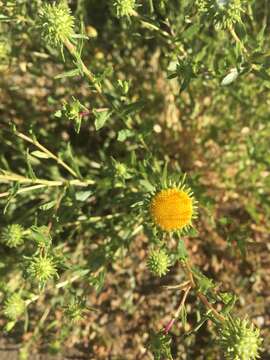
[150,188,193,231]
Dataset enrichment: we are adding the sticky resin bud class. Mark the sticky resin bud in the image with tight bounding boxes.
[4,293,25,320]
[219,317,262,360]
[112,0,136,18]
[147,249,170,277]
[39,1,75,48]
[1,224,25,248]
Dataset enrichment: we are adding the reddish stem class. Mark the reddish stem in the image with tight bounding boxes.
[164,318,175,334]
[80,111,91,117]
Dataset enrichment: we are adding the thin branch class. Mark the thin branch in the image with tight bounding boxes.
[174,286,191,319]
[15,131,78,178]
[163,280,191,291]
[164,285,191,333]
[64,39,102,94]
[47,189,66,232]
[197,292,225,322]
[183,260,225,322]
[0,184,47,198]
[25,269,91,306]
[0,172,94,199]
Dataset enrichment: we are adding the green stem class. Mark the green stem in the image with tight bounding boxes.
[229,26,248,55]
[183,260,225,322]
[25,269,92,306]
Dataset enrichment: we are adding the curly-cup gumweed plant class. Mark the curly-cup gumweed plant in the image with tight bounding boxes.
[0,0,268,359]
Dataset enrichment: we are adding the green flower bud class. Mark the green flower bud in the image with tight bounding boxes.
[39,1,75,48]
[48,340,61,354]
[1,224,25,248]
[147,249,170,277]
[218,317,262,360]
[113,160,129,179]
[196,0,244,29]
[149,331,172,360]
[117,79,130,95]
[3,293,25,320]
[27,255,58,286]
[112,0,136,18]
[65,99,82,121]
[61,98,86,133]
[64,297,85,323]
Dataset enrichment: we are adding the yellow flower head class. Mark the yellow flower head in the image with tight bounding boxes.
[150,187,194,232]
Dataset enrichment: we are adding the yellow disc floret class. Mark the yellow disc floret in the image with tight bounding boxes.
[150,188,193,232]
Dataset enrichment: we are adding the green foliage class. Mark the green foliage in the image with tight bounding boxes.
[0,0,268,358]
[196,0,244,29]
[55,97,87,133]
[149,331,173,360]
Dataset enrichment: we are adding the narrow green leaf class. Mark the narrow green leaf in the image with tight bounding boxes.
[221,68,239,86]
[182,24,200,39]
[26,149,36,180]
[139,179,155,192]
[93,109,111,131]
[5,321,16,332]
[31,151,51,159]
[180,305,187,328]
[75,190,92,202]
[177,239,188,260]
[54,68,81,79]
[39,200,57,211]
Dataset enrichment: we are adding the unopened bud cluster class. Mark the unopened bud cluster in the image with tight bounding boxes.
[196,0,244,29]
[55,98,86,133]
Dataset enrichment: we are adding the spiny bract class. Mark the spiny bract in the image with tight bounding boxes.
[27,255,58,285]
[4,293,25,320]
[39,1,75,48]
[147,249,170,277]
[219,317,262,360]
[112,0,136,18]
[64,298,85,323]
[1,224,24,248]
